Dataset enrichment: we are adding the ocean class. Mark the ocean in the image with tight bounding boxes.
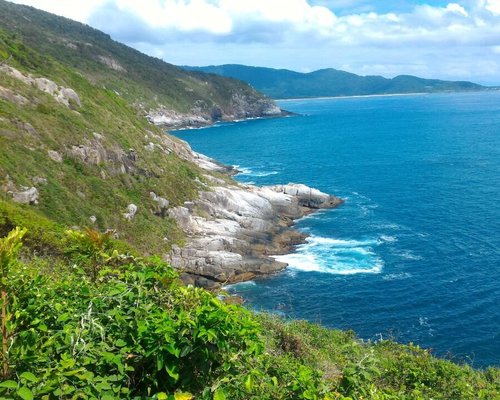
[175,92,500,368]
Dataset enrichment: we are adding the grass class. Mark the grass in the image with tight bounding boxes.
[0,229,498,399]
[0,30,204,254]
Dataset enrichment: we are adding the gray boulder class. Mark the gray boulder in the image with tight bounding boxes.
[12,187,39,205]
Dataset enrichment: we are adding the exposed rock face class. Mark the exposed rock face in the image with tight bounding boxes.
[96,55,127,73]
[123,204,138,221]
[70,142,107,165]
[48,150,63,162]
[0,85,29,105]
[150,192,170,217]
[167,183,343,287]
[32,176,47,185]
[12,186,39,205]
[145,91,287,129]
[0,65,81,108]
[269,184,341,209]
[147,108,210,128]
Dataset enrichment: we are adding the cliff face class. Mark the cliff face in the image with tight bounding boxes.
[146,92,282,129]
[0,0,285,129]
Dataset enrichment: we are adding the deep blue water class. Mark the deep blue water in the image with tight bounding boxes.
[176,92,500,368]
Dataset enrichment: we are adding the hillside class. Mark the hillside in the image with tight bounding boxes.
[0,0,283,128]
[183,64,488,99]
[0,2,499,399]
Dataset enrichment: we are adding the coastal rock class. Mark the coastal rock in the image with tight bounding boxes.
[269,183,344,209]
[166,182,343,287]
[145,91,285,130]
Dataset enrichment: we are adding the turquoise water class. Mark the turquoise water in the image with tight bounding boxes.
[176,92,500,367]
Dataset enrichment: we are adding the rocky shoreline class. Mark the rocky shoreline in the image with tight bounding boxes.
[165,153,343,287]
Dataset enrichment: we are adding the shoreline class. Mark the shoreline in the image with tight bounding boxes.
[162,116,341,288]
[275,89,500,102]
[166,178,343,288]
[276,92,429,102]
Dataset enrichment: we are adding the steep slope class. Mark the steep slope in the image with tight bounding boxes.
[184,64,488,99]
[0,23,339,288]
[0,27,212,254]
[0,0,282,127]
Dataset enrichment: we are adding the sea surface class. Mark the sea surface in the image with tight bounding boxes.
[175,92,500,368]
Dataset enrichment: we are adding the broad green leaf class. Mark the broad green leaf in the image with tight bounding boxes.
[157,393,168,400]
[245,375,253,392]
[0,380,18,389]
[165,364,179,381]
[174,392,193,400]
[115,339,127,347]
[213,389,226,400]
[17,387,33,400]
[56,313,70,323]
[180,345,192,357]
[20,372,39,383]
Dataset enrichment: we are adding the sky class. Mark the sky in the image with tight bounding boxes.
[8,0,500,84]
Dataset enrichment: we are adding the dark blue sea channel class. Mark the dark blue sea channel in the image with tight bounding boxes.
[175,92,500,368]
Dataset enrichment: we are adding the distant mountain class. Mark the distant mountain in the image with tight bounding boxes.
[183,64,488,99]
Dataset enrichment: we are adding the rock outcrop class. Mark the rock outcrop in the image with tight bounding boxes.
[1,65,81,108]
[146,91,287,129]
[167,183,343,288]
[11,186,39,205]
[123,204,138,221]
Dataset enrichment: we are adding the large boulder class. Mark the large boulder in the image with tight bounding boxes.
[12,187,39,205]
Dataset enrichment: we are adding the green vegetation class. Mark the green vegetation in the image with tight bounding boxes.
[0,2,498,398]
[184,64,489,99]
[0,227,498,399]
[0,28,205,254]
[0,0,268,116]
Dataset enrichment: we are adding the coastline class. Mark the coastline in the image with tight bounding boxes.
[275,89,500,102]
[162,137,343,288]
[276,92,429,102]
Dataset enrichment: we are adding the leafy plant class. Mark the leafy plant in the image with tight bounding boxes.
[0,226,26,379]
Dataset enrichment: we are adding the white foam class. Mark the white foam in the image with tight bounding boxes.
[233,165,253,175]
[273,235,383,275]
[380,235,398,243]
[396,250,423,261]
[382,272,412,281]
[225,280,257,290]
[235,167,279,177]
[251,171,279,177]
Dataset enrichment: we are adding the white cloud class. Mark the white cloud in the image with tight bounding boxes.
[485,0,500,14]
[6,0,500,83]
[9,0,105,23]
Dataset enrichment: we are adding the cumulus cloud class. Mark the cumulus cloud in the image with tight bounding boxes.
[9,0,105,23]
[7,0,500,83]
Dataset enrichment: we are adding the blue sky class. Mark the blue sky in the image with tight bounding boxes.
[9,0,500,84]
